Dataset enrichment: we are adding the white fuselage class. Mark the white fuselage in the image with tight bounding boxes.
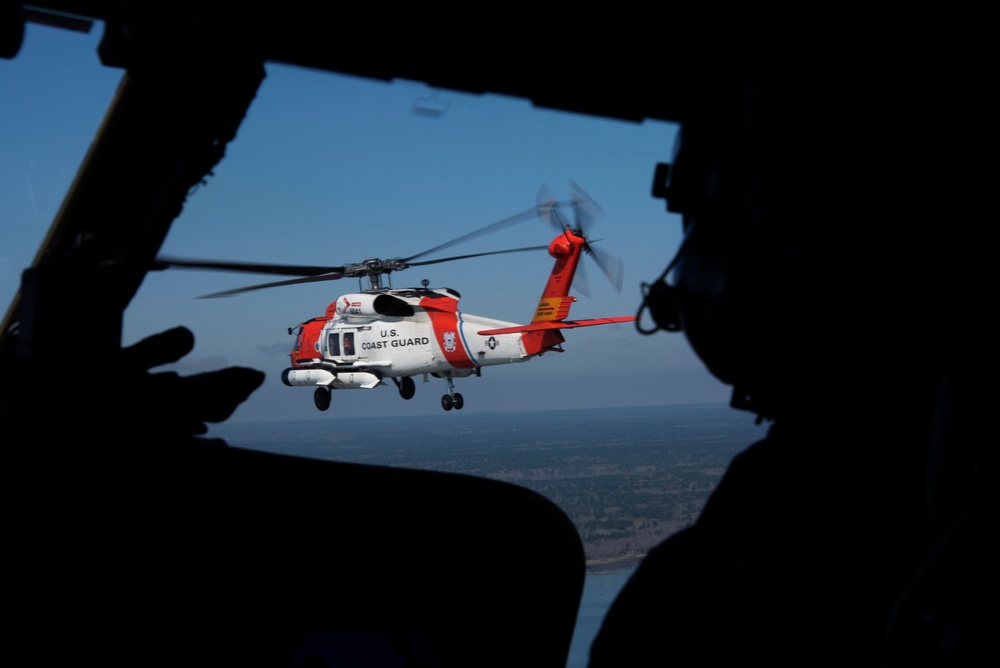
[285,288,537,391]
[324,306,528,378]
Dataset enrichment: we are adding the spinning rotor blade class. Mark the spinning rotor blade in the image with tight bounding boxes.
[541,181,624,295]
[154,207,542,282]
[568,241,626,298]
[574,254,592,299]
[153,204,551,297]
[153,256,345,277]
[195,272,347,299]
[408,244,549,267]
[536,184,570,234]
[402,206,543,263]
[586,241,625,294]
[570,180,602,235]
[191,246,549,297]
[568,181,623,292]
[154,189,620,298]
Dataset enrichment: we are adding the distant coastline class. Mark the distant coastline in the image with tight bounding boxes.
[216,401,741,429]
[586,554,645,573]
[214,402,761,570]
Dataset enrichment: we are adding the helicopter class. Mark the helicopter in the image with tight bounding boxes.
[154,183,638,412]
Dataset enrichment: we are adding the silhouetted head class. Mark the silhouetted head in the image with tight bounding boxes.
[642,71,971,421]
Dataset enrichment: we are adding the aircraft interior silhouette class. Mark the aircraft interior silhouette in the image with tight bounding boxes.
[1,4,995,667]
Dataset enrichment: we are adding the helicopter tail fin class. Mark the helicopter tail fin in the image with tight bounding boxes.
[476,230,635,353]
[530,231,584,325]
[519,230,585,352]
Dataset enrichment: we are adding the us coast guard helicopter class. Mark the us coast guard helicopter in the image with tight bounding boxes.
[155,184,637,412]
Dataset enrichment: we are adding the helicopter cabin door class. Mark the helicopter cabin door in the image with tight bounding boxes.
[341,331,357,360]
[327,330,358,361]
[325,332,340,360]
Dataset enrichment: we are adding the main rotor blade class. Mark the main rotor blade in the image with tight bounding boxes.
[402,206,543,263]
[156,200,551,280]
[193,246,549,297]
[196,272,346,298]
[154,256,345,277]
[408,244,549,267]
[156,200,559,298]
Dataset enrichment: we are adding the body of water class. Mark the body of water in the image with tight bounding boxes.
[565,567,636,668]
[210,404,750,666]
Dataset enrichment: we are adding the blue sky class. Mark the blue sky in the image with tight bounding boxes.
[1,21,731,425]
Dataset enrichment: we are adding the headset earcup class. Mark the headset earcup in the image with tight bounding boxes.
[644,279,682,332]
[672,218,814,399]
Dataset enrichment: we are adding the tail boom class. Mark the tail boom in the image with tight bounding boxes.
[478,316,637,336]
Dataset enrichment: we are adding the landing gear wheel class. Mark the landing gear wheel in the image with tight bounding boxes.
[453,393,464,410]
[399,376,415,400]
[441,394,454,411]
[314,387,331,411]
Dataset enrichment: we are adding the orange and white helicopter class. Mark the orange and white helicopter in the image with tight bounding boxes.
[155,183,637,412]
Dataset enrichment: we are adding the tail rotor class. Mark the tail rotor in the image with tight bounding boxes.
[536,181,625,296]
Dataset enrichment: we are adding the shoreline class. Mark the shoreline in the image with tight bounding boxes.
[585,553,644,574]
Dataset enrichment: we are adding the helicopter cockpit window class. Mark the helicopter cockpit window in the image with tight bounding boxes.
[2,26,761,668]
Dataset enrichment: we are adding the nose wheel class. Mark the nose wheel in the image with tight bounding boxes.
[440,373,464,411]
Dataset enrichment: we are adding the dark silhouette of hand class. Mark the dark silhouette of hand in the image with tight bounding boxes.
[2,325,265,447]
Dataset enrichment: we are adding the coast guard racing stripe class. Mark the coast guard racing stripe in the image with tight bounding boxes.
[421,294,477,369]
